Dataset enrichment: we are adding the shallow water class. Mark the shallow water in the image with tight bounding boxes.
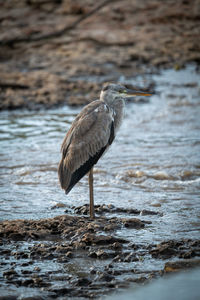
[0,64,200,245]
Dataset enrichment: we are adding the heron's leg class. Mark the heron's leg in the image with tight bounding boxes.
[88,167,95,219]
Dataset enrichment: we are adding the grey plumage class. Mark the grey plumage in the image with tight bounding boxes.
[58,103,115,192]
[58,83,151,218]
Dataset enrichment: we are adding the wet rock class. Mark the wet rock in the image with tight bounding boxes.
[43,253,55,260]
[20,297,45,300]
[0,249,11,255]
[88,250,97,258]
[150,239,200,259]
[164,259,200,273]
[115,207,140,214]
[0,297,18,300]
[9,233,25,241]
[87,222,101,232]
[128,276,148,284]
[107,269,122,276]
[150,241,179,258]
[75,277,91,286]
[88,249,114,259]
[74,205,89,215]
[3,268,18,278]
[89,267,97,274]
[66,251,73,258]
[128,243,142,250]
[21,261,33,266]
[112,254,123,263]
[103,224,116,231]
[72,241,87,249]
[179,250,197,259]
[151,203,162,208]
[1,207,199,299]
[0,262,8,266]
[32,276,48,287]
[124,252,138,262]
[55,245,72,253]
[112,252,139,263]
[110,242,123,250]
[74,204,114,215]
[81,233,127,245]
[51,202,67,209]
[140,209,161,216]
[121,218,145,229]
[14,251,29,259]
[21,270,32,275]
[49,287,73,296]
[21,278,35,286]
[98,272,115,282]
[72,204,161,218]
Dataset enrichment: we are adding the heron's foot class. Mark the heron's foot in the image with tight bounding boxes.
[89,213,95,220]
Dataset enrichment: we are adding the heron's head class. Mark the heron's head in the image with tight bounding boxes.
[100,83,151,104]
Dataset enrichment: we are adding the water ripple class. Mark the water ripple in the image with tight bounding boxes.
[0,65,200,242]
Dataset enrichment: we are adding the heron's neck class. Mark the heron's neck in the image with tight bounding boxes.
[101,93,124,107]
[104,96,125,131]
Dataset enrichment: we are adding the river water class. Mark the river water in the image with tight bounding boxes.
[0,64,200,246]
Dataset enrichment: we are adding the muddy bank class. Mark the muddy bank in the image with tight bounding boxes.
[0,205,200,299]
[0,0,200,109]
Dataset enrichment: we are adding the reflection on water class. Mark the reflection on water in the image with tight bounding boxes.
[0,64,200,243]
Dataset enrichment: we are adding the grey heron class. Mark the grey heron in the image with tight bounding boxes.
[58,83,151,219]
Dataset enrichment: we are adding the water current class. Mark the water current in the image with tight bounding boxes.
[0,64,200,245]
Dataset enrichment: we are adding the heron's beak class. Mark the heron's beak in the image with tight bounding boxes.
[125,88,152,97]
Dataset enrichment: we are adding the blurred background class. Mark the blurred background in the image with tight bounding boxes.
[0,0,200,109]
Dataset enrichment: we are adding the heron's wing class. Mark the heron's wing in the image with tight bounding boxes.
[58,100,114,193]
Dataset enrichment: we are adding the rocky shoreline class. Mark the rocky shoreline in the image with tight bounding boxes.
[1,204,200,299]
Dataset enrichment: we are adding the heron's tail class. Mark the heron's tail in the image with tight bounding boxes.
[58,157,71,192]
[58,145,108,195]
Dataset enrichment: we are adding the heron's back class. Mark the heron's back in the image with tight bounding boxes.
[58,100,115,193]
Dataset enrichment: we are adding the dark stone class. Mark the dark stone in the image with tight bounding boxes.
[21,270,32,275]
[3,269,18,277]
[98,273,115,282]
[110,242,123,250]
[43,253,55,260]
[121,218,145,229]
[0,249,11,255]
[9,233,24,241]
[150,241,178,259]
[90,267,97,274]
[50,287,73,296]
[0,297,18,300]
[81,233,127,245]
[179,250,196,259]
[21,278,34,286]
[20,297,45,300]
[75,277,91,286]
[140,209,160,216]
[88,251,97,258]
